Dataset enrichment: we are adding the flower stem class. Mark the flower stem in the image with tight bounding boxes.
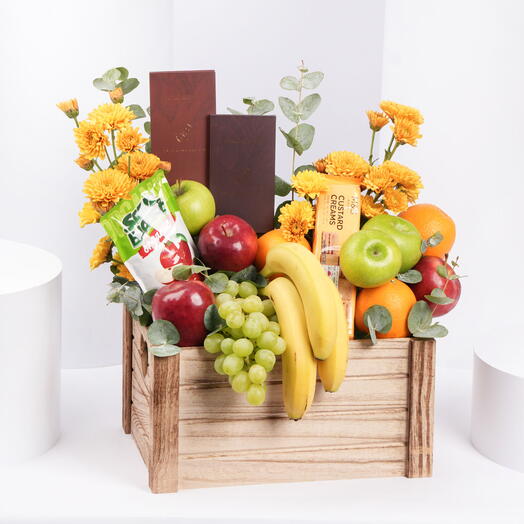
[384,133,395,161]
[73,116,79,128]
[111,129,118,166]
[387,141,401,161]
[127,155,131,176]
[368,130,376,164]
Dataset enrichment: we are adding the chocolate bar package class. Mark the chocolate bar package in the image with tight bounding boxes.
[149,70,216,185]
[209,115,276,234]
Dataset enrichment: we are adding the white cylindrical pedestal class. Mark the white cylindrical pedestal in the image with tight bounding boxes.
[471,335,524,472]
[0,239,62,463]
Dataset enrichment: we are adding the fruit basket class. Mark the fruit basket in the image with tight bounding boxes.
[122,310,435,493]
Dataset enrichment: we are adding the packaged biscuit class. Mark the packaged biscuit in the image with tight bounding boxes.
[101,171,197,291]
[313,176,361,337]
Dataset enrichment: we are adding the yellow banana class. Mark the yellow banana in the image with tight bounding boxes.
[265,277,317,420]
[318,275,349,392]
[261,242,337,360]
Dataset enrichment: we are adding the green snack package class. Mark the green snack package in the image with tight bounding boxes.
[101,170,196,291]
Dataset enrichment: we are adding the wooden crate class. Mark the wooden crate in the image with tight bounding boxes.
[122,309,436,493]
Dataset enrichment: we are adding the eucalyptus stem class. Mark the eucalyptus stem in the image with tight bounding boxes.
[290,64,306,201]
[368,130,376,164]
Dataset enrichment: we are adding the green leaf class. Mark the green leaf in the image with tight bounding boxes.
[144,121,151,135]
[204,272,229,293]
[148,319,180,346]
[227,107,243,115]
[115,67,129,81]
[247,99,274,115]
[302,71,324,89]
[142,289,157,306]
[145,140,152,153]
[274,200,292,228]
[280,75,300,90]
[146,106,151,116]
[275,175,292,197]
[424,288,455,305]
[412,324,448,338]
[117,78,139,95]
[204,304,226,332]
[93,78,114,91]
[127,104,145,119]
[242,97,255,105]
[138,309,153,326]
[298,93,321,120]
[149,344,181,357]
[279,127,303,155]
[122,285,143,317]
[363,305,392,345]
[102,68,121,85]
[230,265,267,287]
[294,164,316,174]
[408,301,433,334]
[436,265,450,279]
[397,269,422,284]
[172,265,192,280]
[285,123,315,155]
[278,96,300,123]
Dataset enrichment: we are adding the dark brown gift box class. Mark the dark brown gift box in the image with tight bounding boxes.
[208,115,276,234]
[149,70,216,185]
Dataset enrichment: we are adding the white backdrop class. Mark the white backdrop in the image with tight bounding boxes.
[382,0,524,369]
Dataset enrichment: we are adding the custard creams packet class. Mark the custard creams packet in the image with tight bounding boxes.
[313,176,361,337]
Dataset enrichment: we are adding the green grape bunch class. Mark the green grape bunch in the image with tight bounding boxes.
[203,278,286,406]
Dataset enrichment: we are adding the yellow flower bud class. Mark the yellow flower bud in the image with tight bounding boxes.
[56,98,79,119]
[109,87,124,104]
[75,155,94,171]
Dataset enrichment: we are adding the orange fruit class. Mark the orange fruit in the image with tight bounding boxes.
[399,203,456,258]
[355,279,417,339]
[254,229,311,270]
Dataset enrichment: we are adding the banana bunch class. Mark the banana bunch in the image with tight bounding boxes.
[262,243,349,420]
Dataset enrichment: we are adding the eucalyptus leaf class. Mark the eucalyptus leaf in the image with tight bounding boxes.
[242,97,255,105]
[142,289,157,306]
[172,265,192,280]
[227,107,243,115]
[117,77,139,95]
[408,301,433,334]
[149,344,181,357]
[148,319,180,346]
[112,276,129,285]
[93,78,114,91]
[363,305,392,345]
[115,67,129,81]
[298,93,321,120]
[412,324,448,338]
[230,265,267,287]
[436,265,450,279]
[294,164,316,174]
[204,272,229,293]
[397,269,422,284]
[279,127,303,155]
[146,106,151,116]
[204,304,226,332]
[138,310,153,326]
[102,68,121,85]
[278,96,300,123]
[427,231,443,247]
[144,121,151,135]
[127,104,146,119]
[280,75,300,91]
[247,99,274,115]
[145,140,152,153]
[275,175,292,197]
[424,288,455,305]
[122,284,144,317]
[288,123,315,154]
[302,71,324,89]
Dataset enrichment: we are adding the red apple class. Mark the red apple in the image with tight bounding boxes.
[152,280,214,346]
[197,215,257,272]
[410,256,461,317]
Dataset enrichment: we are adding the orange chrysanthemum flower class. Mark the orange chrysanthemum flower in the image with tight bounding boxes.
[361,195,386,218]
[291,170,328,199]
[74,120,110,160]
[75,155,94,171]
[314,158,327,173]
[88,103,135,131]
[324,151,370,183]
[112,252,135,281]
[362,165,394,193]
[78,201,101,228]
[83,169,136,214]
[381,161,423,203]
[383,187,409,213]
[366,110,389,131]
[56,98,79,118]
[278,200,315,242]
[89,236,112,270]
[116,126,148,153]
[379,100,424,125]
[392,117,422,146]
[117,151,161,180]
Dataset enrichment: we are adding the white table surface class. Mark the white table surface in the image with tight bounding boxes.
[0,364,523,524]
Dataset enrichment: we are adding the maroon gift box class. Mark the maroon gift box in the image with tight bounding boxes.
[209,115,276,234]
[149,70,216,185]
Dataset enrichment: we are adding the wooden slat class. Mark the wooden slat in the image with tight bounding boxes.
[122,308,133,434]
[148,354,180,494]
[406,338,436,478]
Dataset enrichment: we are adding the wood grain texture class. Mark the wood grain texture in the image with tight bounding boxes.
[406,338,436,478]
[124,317,436,492]
[122,308,133,434]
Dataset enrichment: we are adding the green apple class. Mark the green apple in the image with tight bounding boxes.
[362,214,422,273]
[171,180,216,235]
[340,230,402,288]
